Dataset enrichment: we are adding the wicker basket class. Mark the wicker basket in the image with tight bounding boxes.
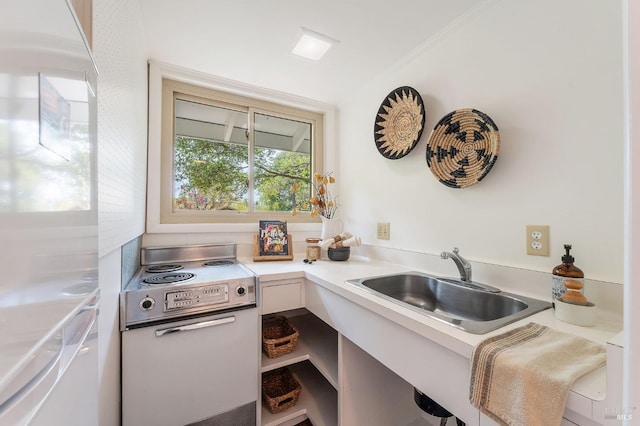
[426,108,500,189]
[262,316,299,358]
[262,367,302,414]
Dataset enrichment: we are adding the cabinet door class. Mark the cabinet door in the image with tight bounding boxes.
[261,280,303,314]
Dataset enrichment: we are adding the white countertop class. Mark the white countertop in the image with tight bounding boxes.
[241,255,623,405]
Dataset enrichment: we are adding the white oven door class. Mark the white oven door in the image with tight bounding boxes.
[122,308,259,426]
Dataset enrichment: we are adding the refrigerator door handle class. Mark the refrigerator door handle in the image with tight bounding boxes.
[0,343,63,418]
[0,298,98,424]
[60,302,98,377]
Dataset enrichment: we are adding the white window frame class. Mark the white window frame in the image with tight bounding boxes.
[146,61,337,233]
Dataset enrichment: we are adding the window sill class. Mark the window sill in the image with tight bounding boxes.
[146,221,322,234]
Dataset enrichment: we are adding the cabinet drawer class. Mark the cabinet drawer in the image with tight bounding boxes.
[261,281,303,314]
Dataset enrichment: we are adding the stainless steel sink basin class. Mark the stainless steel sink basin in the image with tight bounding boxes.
[347,271,551,334]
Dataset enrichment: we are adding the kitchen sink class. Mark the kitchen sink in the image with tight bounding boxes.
[346,272,551,334]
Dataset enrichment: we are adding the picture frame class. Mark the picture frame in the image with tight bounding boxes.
[253,220,294,261]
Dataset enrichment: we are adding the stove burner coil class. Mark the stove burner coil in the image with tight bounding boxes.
[145,264,184,273]
[142,272,195,285]
[203,260,234,267]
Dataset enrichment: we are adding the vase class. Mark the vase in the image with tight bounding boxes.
[320,216,343,241]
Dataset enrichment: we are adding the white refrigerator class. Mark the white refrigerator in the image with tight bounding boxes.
[0,0,99,424]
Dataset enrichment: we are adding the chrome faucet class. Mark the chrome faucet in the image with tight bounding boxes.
[441,247,472,282]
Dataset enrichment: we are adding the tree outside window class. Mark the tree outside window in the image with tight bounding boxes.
[172,100,314,216]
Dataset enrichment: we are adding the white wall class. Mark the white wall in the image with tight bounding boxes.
[95,249,122,426]
[624,0,640,417]
[337,0,624,284]
[95,0,149,258]
[94,0,149,424]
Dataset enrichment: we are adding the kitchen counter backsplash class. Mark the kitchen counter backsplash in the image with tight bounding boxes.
[349,244,623,323]
[139,233,623,323]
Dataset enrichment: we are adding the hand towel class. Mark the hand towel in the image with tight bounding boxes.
[469,322,606,426]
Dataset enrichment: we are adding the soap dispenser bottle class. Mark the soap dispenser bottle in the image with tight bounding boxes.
[552,244,584,306]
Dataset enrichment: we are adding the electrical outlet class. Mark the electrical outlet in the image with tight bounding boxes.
[377,222,390,240]
[526,225,550,256]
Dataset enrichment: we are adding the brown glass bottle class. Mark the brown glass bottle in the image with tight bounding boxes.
[551,244,584,307]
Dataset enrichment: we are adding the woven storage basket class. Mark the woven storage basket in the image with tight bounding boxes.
[262,315,299,358]
[262,367,302,414]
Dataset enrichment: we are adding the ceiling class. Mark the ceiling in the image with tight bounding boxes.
[136,0,478,105]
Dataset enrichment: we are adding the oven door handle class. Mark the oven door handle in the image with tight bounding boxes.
[155,315,235,337]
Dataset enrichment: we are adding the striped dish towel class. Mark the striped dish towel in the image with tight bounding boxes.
[469,322,606,426]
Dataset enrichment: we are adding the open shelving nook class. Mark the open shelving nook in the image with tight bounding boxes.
[261,310,338,426]
[259,280,449,426]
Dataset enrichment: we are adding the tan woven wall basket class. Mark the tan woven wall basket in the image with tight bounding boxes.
[426,108,500,188]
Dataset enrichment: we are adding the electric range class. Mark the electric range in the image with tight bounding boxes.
[120,243,258,329]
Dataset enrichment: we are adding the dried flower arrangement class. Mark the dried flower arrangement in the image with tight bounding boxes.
[290,172,338,219]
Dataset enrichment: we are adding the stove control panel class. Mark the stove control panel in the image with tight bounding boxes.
[121,274,257,330]
[165,284,229,310]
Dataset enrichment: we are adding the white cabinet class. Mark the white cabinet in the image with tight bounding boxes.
[261,279,304,315]
[260,278,470,426]
[339,335,440,426]
[305,278,478,425]
[260,313,338,426]
[258,276,609,426]
[260,279,337,426]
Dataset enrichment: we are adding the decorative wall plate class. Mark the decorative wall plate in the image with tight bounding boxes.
[374,86,425,159]
[426,108,500,188]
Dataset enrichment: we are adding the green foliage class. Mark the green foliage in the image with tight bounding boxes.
[0,122,92,212]
[174,137,248,210]
[173,136,311,212]
[254,148,310,212]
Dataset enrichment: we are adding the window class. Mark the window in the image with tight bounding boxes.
[160,79,324,224]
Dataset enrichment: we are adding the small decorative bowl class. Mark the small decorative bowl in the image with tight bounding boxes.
[327,247,350,261]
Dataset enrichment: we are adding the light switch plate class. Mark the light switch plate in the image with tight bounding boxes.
[377,222,390,240]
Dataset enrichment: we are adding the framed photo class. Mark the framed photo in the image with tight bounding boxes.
[254,220,293,261]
